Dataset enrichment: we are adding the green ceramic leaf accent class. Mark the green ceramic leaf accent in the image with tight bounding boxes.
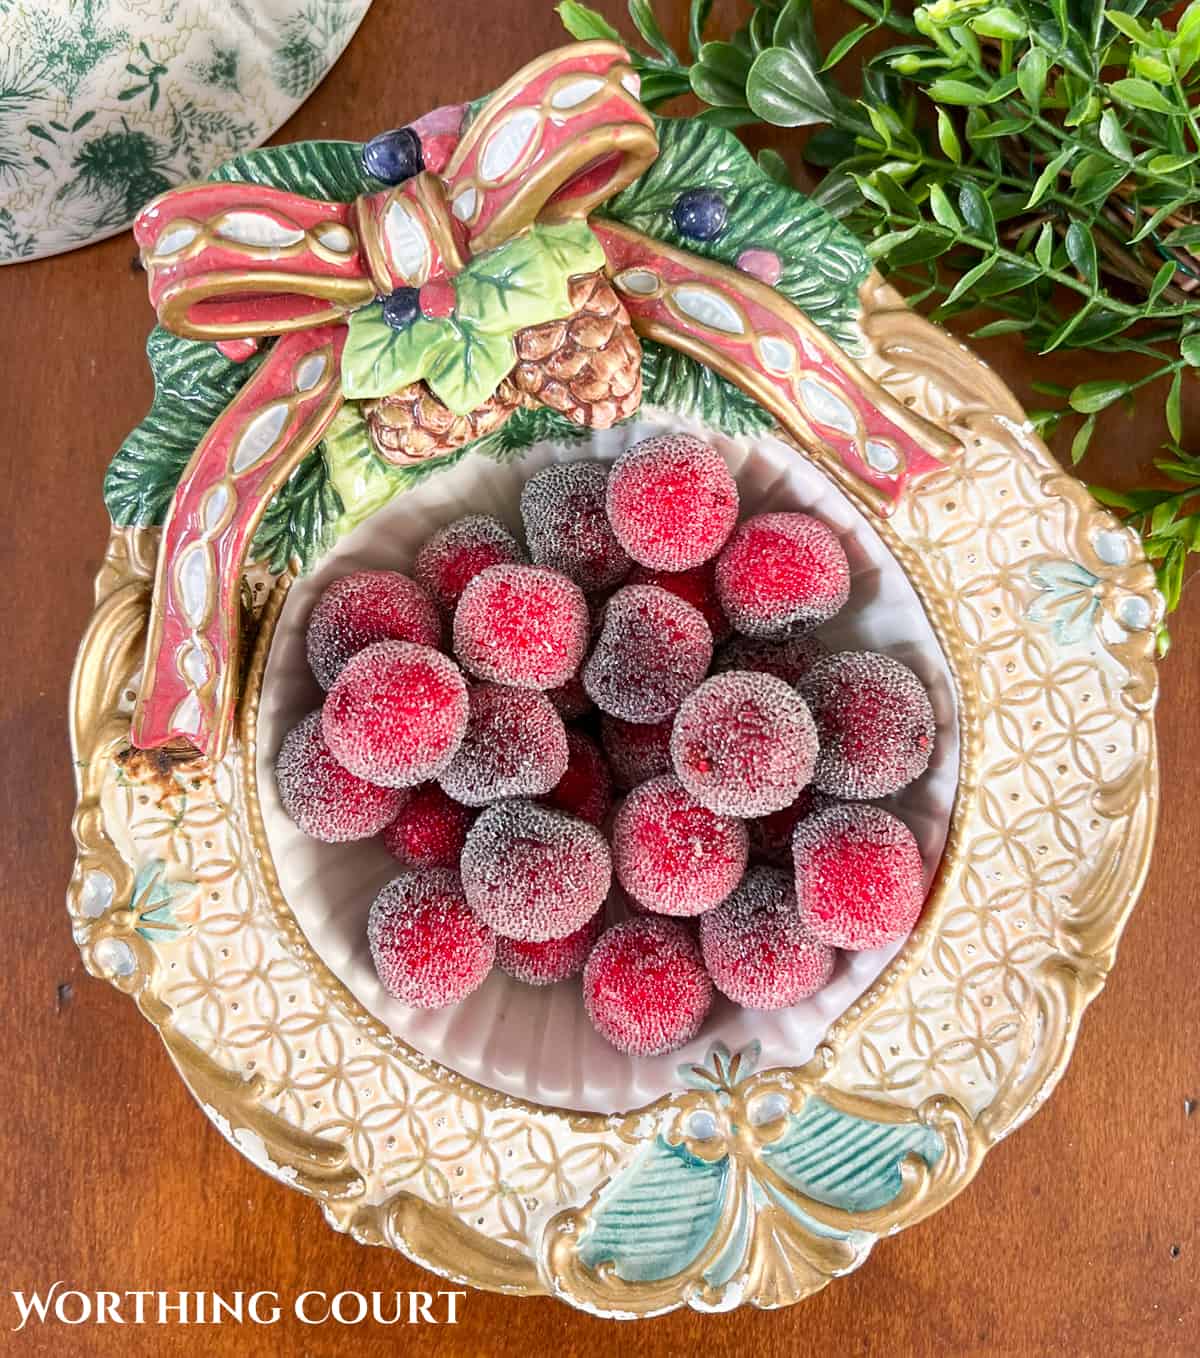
[640,339,773,435]
[129,858,199,943]
[342,307,453,400]
[207,138,377,200]
[577,1138,729,1283]
[251,446,343,574]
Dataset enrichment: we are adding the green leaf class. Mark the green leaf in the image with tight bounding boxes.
[640,339,773,433]
[958,181,996,241]
[926,78,994,106]
[1034,220,1055,268]
[943,253,998,305]
[969,117,1033,139]
[772,0,821,68]
[969,6,1025,39]
[1109,77,1175,113]
[1105,9,1152,44]
[1167,368,1183,441]
[1099,108,1132,160]
[1068,379,1130,413]
[690,41,753,106]
[425,326,516,416]
[210,139,375,200]
[1017,47,1049,110]
[1065,222,1098,287]
[745,46,836,126]
[756,148,792,185]
[1070,413,1097,463]
[1163,223,1200,247]
[936,108,962,164]
[1025,147,1073,207]
[971,316,1029,336]
[822,22,872,71]
[628,0,678,63]
[690,0,713,57]
[251,447,342,573]
[1132,53,1173,84]
[341,306,453,401]
[928,182,962,230]
[1147,152,1197,173]
[555,0,621,42]
[1148,259,1177,303]
[1182,334,1200,365]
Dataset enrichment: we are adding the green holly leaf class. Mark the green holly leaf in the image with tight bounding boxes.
[341,305,456,401]
[424,324,518,416]
[455,221,603,335]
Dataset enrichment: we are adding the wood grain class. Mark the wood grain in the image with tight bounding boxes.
[0,2,1196,1353]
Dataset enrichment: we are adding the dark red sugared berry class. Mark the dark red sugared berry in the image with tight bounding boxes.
[747,786,831,867]
[713,632,827,686]
[382,783,475,868]
[792,804,925,951]
[583,917,713,1055]
[438,683,568,807]
[627,562,730,642]
[582,584,713,723]
[800,650,935,799]
[276,710,407,842]
[612,775,747,917]
[672,187,728,241]
[453,563,589,690]
[599,714,673,790]
[541,729,613,826]
[546,674,594,720]
[368,869,494,1008]
[520,459,632,591]
[606,434,739,571]
[461,800,612,941]
[670,671,818,817]
[305,569,440,690]
[715,512,850,638]
[322,641,468,788]
[496,910,604,986]
[700,866,835,1010]
[413,515,525,612]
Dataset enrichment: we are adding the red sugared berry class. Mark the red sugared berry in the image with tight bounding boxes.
[453,563,588,689]
[627,562,730,641]
[700,866,835,1009]
[413,515,525,612]
[438,683,568,807]
[714,632,827,686]
[276,710,407,842]
[546,674,593,720]
[606,433,739,570]
[322,641,468,788]
[800,651,935,799]
[583,917,713,1055]
[747,786,832,867]
[382,783,475,868]
[582,584,712,723]
[541,729,613,826]
[305,569,440,689]
[461,800,611,941]
[715,512,850,638]
[670,671,818,817]
[520,459,632,591]
[793,804,925,951]
[496,909,604,986]
[599,714,673,790]
[612,775,747,917]
[368,869,495,1008]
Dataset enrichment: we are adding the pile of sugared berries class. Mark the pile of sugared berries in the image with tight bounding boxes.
[276,436,937,1056]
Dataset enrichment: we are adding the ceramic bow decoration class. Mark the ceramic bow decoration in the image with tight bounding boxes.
[125,40,958,761]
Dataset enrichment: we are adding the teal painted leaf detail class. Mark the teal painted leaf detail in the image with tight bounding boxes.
[640,339,773,435]
[578,1138,729,1283]
[251,446,343,574]
[130,859,199,942]
[761,1097,942,1213]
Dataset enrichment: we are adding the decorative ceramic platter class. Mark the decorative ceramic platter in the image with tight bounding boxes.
[0,0,371,264]
[68,42,1161,1317]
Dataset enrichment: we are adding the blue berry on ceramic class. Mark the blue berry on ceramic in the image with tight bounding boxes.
[362,127,424,185]
[672,188,728,241]
[381,287,422,331]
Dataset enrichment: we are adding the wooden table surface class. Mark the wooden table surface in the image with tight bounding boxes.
[1,3,1196,1354]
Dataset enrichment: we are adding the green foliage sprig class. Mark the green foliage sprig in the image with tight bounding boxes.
[559,0,1200,619]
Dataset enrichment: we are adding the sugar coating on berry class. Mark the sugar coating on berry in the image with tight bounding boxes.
[714,632,827,686]
[612,775,747,917]
[801,651,935,799]
[453,563,588,689]
[583,917,713,1056]
[413,514,525,612]
[276,710,407,842]
[382,783,475,868]
[748,786,832,867]
[627,562,730,642]
[700,866,835,1009]
[541,729,613,826]
[582,584,713,723]
[438,683,568,807]
[600,715,673,790]
[546,674,593,720]
[496,909,604,986]
[715,512,850,638]
[792,804,925,951]
[670,671,818,817]
[322,641,468,788]
[305,570,440,689]
[367,869,495,1008]
[520,460,632,591]
[461,800,612,941]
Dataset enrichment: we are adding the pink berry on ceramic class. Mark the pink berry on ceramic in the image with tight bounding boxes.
[322,641,468,788]
[305,569,440,690]
[670,671,818,817]
[627,562,730,641]
[382,783,475,868]
[438,683,568,807]
[713,632,827,686]
[715,512,850,638]
[413,514,525,612]
[612,775,747,917]
[453,563,589,689]
[606,434,739,570]
[700,866,835,1009]
[800,650,935,799]
[461,800,611,941]
[520,459,632,591]
[541,729,613,826]
[792,804,925,951]
[583,916,713,1056]
[496,909,604,986]
[276,710,407,842]
[367,869,495,1008]
[582,584,713,723]
[599,714,674,790]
